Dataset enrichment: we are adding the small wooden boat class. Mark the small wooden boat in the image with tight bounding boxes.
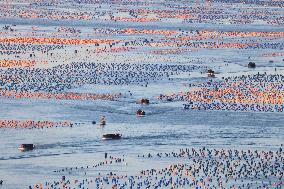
[136,109,145,117]
[18,144,35,151]
[207,69,215,77]
[248,62,256,68]
[166,98,173,102]
[102,133,122,140]
[138,98,150,105]
[100,116,106,126]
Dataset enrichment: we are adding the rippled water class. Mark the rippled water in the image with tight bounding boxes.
[0,85,283,188]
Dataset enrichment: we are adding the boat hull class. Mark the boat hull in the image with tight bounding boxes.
[102,134,122,140]
[102,137,121,140]
[18,144,35,151]
[136,114,145,117]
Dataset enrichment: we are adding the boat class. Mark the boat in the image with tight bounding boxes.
[138,98,150,105]
[18,144,35,151]
[166,97,173,102]
[248,62,256,68]
[207,69,215,77]
[102,133,122,140]
[136,109,145,117]
[100,116,106,126]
